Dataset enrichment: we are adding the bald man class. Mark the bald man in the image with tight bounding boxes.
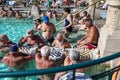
[52,33,71,48]
[0,34,15,57]
[54,50,87,80]
[35,46,56,80]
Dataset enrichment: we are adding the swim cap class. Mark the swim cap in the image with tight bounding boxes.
[9,45,18,52]
[41,46,50,57]
[42,15,49,23]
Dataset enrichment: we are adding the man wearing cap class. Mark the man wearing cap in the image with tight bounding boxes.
[0,34,16,57]
[38,15,56,46]
[1,45,33,70]
[18,29,45,48]
[35,46,56,80]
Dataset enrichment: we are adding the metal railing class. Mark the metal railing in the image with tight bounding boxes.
[0,52,120,80]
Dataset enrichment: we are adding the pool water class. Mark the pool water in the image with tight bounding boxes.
[0,17,85,80]
[0,18,63,43]
[0,17,63,80]
[0,18,34,43]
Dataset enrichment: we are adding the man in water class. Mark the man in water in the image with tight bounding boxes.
[38,15,56,46]
[18,29,45,48]
[52,33,71,48]
[77,18,99,49]
[8,7,15,17]
[1,45,33,70]
[35,46,56,80]
[33,18,42,30]
[54,50,88,80]
[0,34,16,57]
[0,7,7,17]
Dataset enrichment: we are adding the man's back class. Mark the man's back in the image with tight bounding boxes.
[36,53,55,69]
[1,53,23,67]
[35,52,56,80]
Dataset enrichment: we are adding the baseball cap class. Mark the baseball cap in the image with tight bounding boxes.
[42,15,49,23]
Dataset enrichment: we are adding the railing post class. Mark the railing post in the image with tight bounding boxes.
[108,72,113,80]
[72,69,76,80]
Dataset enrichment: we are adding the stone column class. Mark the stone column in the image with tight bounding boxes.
[98,1,120,76]
[98,0,120,57]
[87,0,95,20]
[96,1,120,79]
[87,0,100,20]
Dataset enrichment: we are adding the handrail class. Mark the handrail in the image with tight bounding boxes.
[0,52,120,77]
[55,0,99,26]
[91,65,120,79]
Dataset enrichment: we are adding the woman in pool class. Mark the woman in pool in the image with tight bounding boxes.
[63,7,73,38]
[52,11,58,20]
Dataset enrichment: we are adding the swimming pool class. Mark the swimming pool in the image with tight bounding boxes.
[0,17,85,80]
[0,17,63,43]
[0,17,64,80]
[0,18,34,43]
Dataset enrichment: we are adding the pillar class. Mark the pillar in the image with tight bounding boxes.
[98,1,120,78]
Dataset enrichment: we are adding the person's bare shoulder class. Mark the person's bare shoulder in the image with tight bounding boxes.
[1,53,11,62]
[35,53,41,61]
[48,60,56,67]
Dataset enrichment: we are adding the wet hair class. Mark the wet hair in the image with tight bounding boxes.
[35,18,42,23]
[53,11,57,14]
[1,7,4,10]
[9,7,12,11]
[85,18,93,24]
[69,50,80,62]
[40,46,50,57]
[63,7,71,13]
[0,34,9,42]
[83,11,88,15]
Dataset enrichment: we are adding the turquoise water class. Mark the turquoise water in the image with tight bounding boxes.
[0,17,85,79]
[0,17,63,80]
[0,18,63,43]
[0,18,34,43]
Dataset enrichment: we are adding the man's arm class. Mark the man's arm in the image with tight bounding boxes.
[1,53,9,64]
[35,53,41,61]
[77,34,87,44]
[18,37,27,46]
[64,56,71,66]
[79,27,95,46]
[22,55,34,61]
[51,40,56,47]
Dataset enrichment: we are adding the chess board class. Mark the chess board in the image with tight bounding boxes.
[19,46,100,60]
